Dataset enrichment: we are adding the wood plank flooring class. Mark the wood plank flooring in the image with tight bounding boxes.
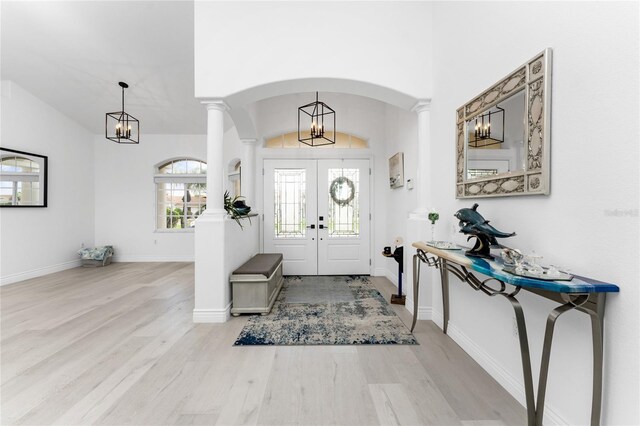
[1,263,525,425]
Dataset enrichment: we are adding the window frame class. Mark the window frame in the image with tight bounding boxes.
[227,159,241,198]
[154,158,207,233]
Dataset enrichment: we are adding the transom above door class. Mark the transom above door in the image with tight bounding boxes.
[263,159,370,276]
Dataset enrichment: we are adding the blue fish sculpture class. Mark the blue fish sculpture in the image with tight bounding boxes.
[455,203,515,259]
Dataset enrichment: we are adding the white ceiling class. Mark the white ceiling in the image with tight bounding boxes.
[1,1,208,135]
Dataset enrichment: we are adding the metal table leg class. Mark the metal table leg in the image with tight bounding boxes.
[411,254,420,332]
[589,309,604,426]
[440,258,450,334]
[411,250,439,332]
[589,293,606,426]
[460,271,537,425]
[504,293,537,426]
[535,294,595,426]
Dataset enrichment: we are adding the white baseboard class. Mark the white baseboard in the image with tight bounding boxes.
[404,299,433,321]
[0,259,81,286]
[417,306,432,320]
[373,267,387,277]
[193,304,231,323]
[113,254,194,262]
[444,317,567,426]
[431,308,444,330]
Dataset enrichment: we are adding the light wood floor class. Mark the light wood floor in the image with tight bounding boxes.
[1,262,525,425]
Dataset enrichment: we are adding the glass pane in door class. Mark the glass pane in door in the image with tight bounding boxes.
[274,169,307,238]
[327,168,360,238]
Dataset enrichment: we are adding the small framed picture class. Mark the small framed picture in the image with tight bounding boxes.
[389,152,404,189]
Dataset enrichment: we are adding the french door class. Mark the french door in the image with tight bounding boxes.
[263,159,370,276]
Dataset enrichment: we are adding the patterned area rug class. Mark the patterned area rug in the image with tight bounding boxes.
[233,276,417,346]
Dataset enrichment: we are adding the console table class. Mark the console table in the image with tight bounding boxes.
[411,242,619,426]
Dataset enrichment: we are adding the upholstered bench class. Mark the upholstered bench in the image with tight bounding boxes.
[230,253,284,316]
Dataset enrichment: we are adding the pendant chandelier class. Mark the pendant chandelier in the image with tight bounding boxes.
[468,106,504,148]
[298,92,335,147]
[105,82,139,144]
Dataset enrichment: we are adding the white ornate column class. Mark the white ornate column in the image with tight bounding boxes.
[203,100,228,216]
[194,99,230,323]
[405,99,433,323]
[240,138,258,209]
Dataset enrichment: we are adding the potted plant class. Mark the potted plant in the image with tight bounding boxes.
[224,190,252,229]
[428,209,439,242]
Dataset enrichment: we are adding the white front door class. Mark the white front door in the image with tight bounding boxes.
[264,159,370,275]
[263,159,318,275]
[317,159,370,275]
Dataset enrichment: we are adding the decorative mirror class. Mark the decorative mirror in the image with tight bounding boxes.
[456,48,552,198]
[0,147,48,207]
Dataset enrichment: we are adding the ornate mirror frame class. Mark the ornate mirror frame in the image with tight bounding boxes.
[456,48,552,198]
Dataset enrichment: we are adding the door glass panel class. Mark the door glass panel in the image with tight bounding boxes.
[274,169,306,238]
[327,168,359,238]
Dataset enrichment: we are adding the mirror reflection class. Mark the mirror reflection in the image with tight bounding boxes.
[0,148,48,207]
[465,89,526,180]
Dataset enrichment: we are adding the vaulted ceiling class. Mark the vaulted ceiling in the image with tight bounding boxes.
[1,1,208,135]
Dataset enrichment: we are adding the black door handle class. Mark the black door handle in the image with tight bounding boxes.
[307,224,316,229]
[319,224,324,229]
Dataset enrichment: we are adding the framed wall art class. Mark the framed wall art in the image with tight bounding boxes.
[389,152,404,189]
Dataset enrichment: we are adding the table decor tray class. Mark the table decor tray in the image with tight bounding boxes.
[502,266,574,281]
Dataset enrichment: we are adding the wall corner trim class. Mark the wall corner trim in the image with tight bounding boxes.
[199,98,230,112]
[193,304,231,323]
[411,99,431,113]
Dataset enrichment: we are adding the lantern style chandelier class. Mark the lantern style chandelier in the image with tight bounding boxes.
[105,82,139,144]
[298,92,335,147]
[468,105,504,148]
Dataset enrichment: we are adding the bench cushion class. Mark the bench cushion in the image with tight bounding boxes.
[232,253,283,279]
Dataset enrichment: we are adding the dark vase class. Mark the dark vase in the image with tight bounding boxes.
[233,200,251,215]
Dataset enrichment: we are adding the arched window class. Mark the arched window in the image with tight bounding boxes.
[228,159,241,198]
[154,158,207,231]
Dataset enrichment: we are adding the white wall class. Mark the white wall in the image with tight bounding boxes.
[0,81,93,284]
[383,105,419,284]
[0,81,95,285]
[194,1,433,100]
[93,134,206,261]
[430,2,639,425]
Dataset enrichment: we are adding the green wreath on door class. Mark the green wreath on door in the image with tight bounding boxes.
[329,176,355,206]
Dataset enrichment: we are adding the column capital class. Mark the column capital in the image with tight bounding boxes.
[411,99,431,114]
[240,138,259,146]
[201,99,230,112]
